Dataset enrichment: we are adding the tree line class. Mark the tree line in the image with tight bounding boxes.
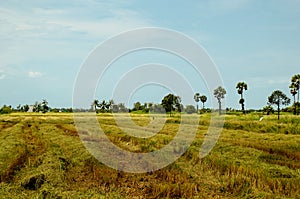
[1,74,299,119]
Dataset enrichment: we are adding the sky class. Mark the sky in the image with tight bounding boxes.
[0,0,300,109]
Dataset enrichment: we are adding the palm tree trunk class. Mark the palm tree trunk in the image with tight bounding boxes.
[293,95,296,115]
[277,104,280,120]
[297,88,299,115]
[202,102,205,110]
[196,104,198,114]
[218,100,221,115]
[240,93,245,114]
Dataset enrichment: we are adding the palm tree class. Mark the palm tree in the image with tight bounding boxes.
[200,95,207,110]
[290,86,297,115]
[108,99,114,112]
[194,93,200,113]
[92,99,99,112]
[290,74,300,115]
[99,100,110,112]
[214,86,226,115]
[236,82,248,114]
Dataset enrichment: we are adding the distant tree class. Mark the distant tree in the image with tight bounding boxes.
[33,101,42,112]
[290,74,300,115]
[92,99,99,112]
[200,95,207,110]
[185,105,196,114]
[150,104,165,113]
[51,108,60,113]
[98,100,110,113]
[161,94,182,116]
[41,99,49,113]
[16,104,21,112]
[118,103,128,112]
[0,105,12,114]
[268,90,291,120]
[133,102,142,111]
[262,105,274,115]
[236,82,248,114]
[214,86,226,115]
[290,87,298,115]
[23,104,29,112]
[194,93,200,113]
[175,96,182,112]
[108,99,114,112]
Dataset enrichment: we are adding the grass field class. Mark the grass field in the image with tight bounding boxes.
[0,112,299,198]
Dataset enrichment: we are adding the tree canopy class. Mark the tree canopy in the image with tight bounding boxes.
[214,86,226,115]
[268,90,290,120]
[161,93,182,114]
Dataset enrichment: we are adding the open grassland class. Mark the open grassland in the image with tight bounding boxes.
[0,113,299,198]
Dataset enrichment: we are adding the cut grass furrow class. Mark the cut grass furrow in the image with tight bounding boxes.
[0,113,299,198]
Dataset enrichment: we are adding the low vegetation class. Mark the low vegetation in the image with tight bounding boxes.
[0,112,299,198]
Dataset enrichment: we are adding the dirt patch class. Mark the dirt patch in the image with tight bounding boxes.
[22,174,45,190]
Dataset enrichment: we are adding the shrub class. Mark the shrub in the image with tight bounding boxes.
[0,105,12,114]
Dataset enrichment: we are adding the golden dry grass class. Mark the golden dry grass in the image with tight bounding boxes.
[0,112,299,198]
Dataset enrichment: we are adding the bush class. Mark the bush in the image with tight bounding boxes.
[185,105,196,114]
[0,105,12,114]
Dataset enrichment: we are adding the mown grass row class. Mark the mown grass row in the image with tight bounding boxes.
[0,113,299,198]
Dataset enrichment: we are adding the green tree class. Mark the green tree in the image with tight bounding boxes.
[290,87,297,115]
[161,94,182,116]
[0,105,12,114]
[98,100,110,113]
[33,101,42,112]
[108,99,114,112]
[118,103,128,113]
[92,99,99,112]
[268,90,290,120]
[185,105,196,114]
[16,104,21,112]
[194,93,200,113]
[263,105,274,115]
[200,95,207,110]
[41,99,49,113]
[133,102,142,111]
[236,82,248,114]
[290,74,300,115]
[23,104,29,112]
[214,86,226,115]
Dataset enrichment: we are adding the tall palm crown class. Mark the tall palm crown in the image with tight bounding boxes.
[194,93,200,113]
[92,99,99,111]
[236,82,248,114]
[214,86,226,115]
[236,82,248,98]
[290,74,300,115]
[200,95,207,109]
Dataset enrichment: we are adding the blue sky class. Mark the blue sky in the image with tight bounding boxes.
[0,0,299,109]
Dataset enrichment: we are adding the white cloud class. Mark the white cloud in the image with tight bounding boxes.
[28,71,43,78]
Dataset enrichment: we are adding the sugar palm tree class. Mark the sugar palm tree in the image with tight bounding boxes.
[290,86,297,115]
[290,74,300,115]
[99,100,110,112]
[214,86,226,115]
[236,82,248,114]
[200,95,207,110]
[92,99,99,112]
[194,93,200,113]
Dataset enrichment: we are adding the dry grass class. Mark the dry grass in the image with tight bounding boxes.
[0,112,299,198]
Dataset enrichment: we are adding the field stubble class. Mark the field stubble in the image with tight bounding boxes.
[0,113,299,198]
